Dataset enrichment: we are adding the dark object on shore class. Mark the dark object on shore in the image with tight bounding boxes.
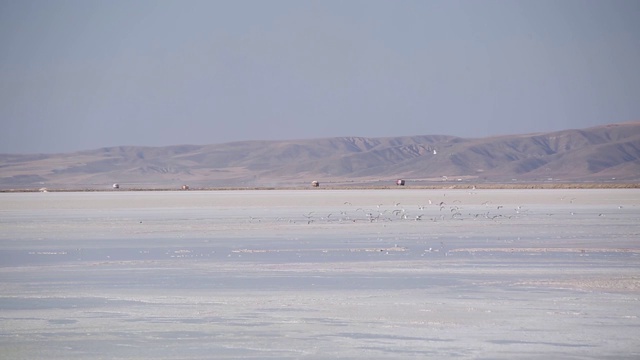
[311,181,320,188]
[396,179,405,186]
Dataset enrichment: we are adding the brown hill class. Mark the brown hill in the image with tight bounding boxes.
[1,122,639,189]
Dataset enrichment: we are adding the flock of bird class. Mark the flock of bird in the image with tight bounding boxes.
[288,200,526,225]
[243,197,519,226]
[245,195,628,226]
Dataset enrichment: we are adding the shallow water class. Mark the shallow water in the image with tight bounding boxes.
[1,189,639,359]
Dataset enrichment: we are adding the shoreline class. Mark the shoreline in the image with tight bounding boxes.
[2,182,640,192]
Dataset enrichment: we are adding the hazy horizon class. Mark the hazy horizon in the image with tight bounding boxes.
[2,0,639,154]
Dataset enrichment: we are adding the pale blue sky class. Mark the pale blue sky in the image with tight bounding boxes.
[1,0,639,154]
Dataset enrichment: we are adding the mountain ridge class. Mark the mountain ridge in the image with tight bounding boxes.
[1,122,639,189]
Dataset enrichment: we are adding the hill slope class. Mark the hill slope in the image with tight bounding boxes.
[1,122,639,189]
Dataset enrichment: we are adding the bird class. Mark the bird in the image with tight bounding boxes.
[392,209,404,216]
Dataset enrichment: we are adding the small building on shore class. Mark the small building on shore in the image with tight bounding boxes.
[396,179,405,186]
[311,180,320,188]
[181,185,190,190]
[112,183,120,189]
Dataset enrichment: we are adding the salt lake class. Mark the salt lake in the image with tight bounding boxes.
[1,189,639,359]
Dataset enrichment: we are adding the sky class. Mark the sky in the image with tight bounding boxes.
[1,0,639,154]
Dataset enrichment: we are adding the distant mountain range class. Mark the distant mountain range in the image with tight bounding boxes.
[1,122,639,190]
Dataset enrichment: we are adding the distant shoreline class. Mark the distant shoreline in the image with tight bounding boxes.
[2,182,639,193]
